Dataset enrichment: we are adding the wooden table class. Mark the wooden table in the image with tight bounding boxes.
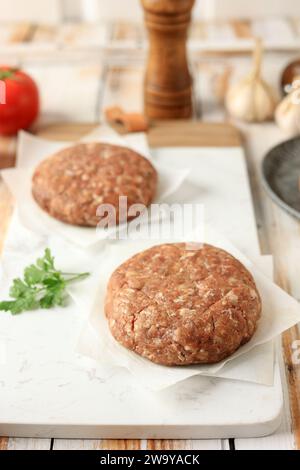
[0,21,299,451]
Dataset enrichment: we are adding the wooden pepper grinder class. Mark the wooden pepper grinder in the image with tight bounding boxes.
[141,0,195,119]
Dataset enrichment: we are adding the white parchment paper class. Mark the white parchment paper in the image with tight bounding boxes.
[76,226,300,390]
[1,130,189,248]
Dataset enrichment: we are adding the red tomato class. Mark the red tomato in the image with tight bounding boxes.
[0,67,39,136]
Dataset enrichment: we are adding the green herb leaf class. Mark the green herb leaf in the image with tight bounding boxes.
[0,68,17,81]
[0,249,89,315]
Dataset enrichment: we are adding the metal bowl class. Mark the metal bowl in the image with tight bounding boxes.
[262,136,300,220]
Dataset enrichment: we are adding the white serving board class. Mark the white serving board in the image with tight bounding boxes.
[0,146,283,439]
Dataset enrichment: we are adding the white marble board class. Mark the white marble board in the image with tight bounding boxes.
[0,146,283,438]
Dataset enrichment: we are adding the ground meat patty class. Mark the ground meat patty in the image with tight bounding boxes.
[32,143,157,227]
[105,243,262,366]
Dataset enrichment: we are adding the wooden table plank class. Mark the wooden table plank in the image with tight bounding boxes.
[147,440,224,450]
[6,438,51,450]
[53,440,142,450]
[100,64,144,118]
[24,60,104,125]
[0,136,17,170]
[230,20,252,39]
[0,438,8,450]
[0,182,13,253]
[1,39,300,451]
[0,18,300,61]
[235,347,295,450]
[7,22,35,44]
[230,123,300,450]
[111,21,145,46]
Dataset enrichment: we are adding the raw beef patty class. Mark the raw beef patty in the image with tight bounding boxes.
[105,243,261,366]
[32,143,157,227]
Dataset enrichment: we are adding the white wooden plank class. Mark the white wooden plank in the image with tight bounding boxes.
[7,438,51,450]
[184,440,225,450]
[53,439,143,450]
[0,1,61,23]
[100,65,144,116]
[229,122,298,449]
[212,1,300,18]
[23,61,103,124]
[52,439,218,451]
[252,18,296,44]
[53,440,102,450]
[146,439,223,450]
[58,23,108,49]
[194,61,228,121]
[235,348,295,450]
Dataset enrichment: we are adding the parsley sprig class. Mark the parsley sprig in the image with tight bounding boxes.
[0,249,89,315]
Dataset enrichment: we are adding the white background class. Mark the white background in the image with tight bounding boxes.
[0,0,300,23]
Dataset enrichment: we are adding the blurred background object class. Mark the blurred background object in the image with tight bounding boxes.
[2,0,300,23]
[0,0,300,130]
[141,0,195,119]
[0,0,62,23]
[0,67,39,135]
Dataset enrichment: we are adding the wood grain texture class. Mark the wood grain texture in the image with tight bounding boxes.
[8,22,35,44]
[53,440,142,450]
[230,20,252,39]
[148,120,241,147]
[0,120,241,173]
[283,328,300,449]
[235,343,295,450]
[100,440,141,450]
[0,182,14,253]
[0,438,8,450]
[147,440,223,450]
[35,121,241,148]
[7,438,51,450]
[141,0,194,119]
[271,206,300,450]
[111,22,145,44]
[101,66,144,118]
[230,123,299,450]
[0,136,17,170]
[0,18,298,60]
[26,62,103,125]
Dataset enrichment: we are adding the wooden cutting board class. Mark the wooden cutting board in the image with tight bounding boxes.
[0,121,241,170]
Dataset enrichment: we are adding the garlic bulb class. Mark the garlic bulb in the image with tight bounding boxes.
[225,39,277,122]
[275,78,300,136]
